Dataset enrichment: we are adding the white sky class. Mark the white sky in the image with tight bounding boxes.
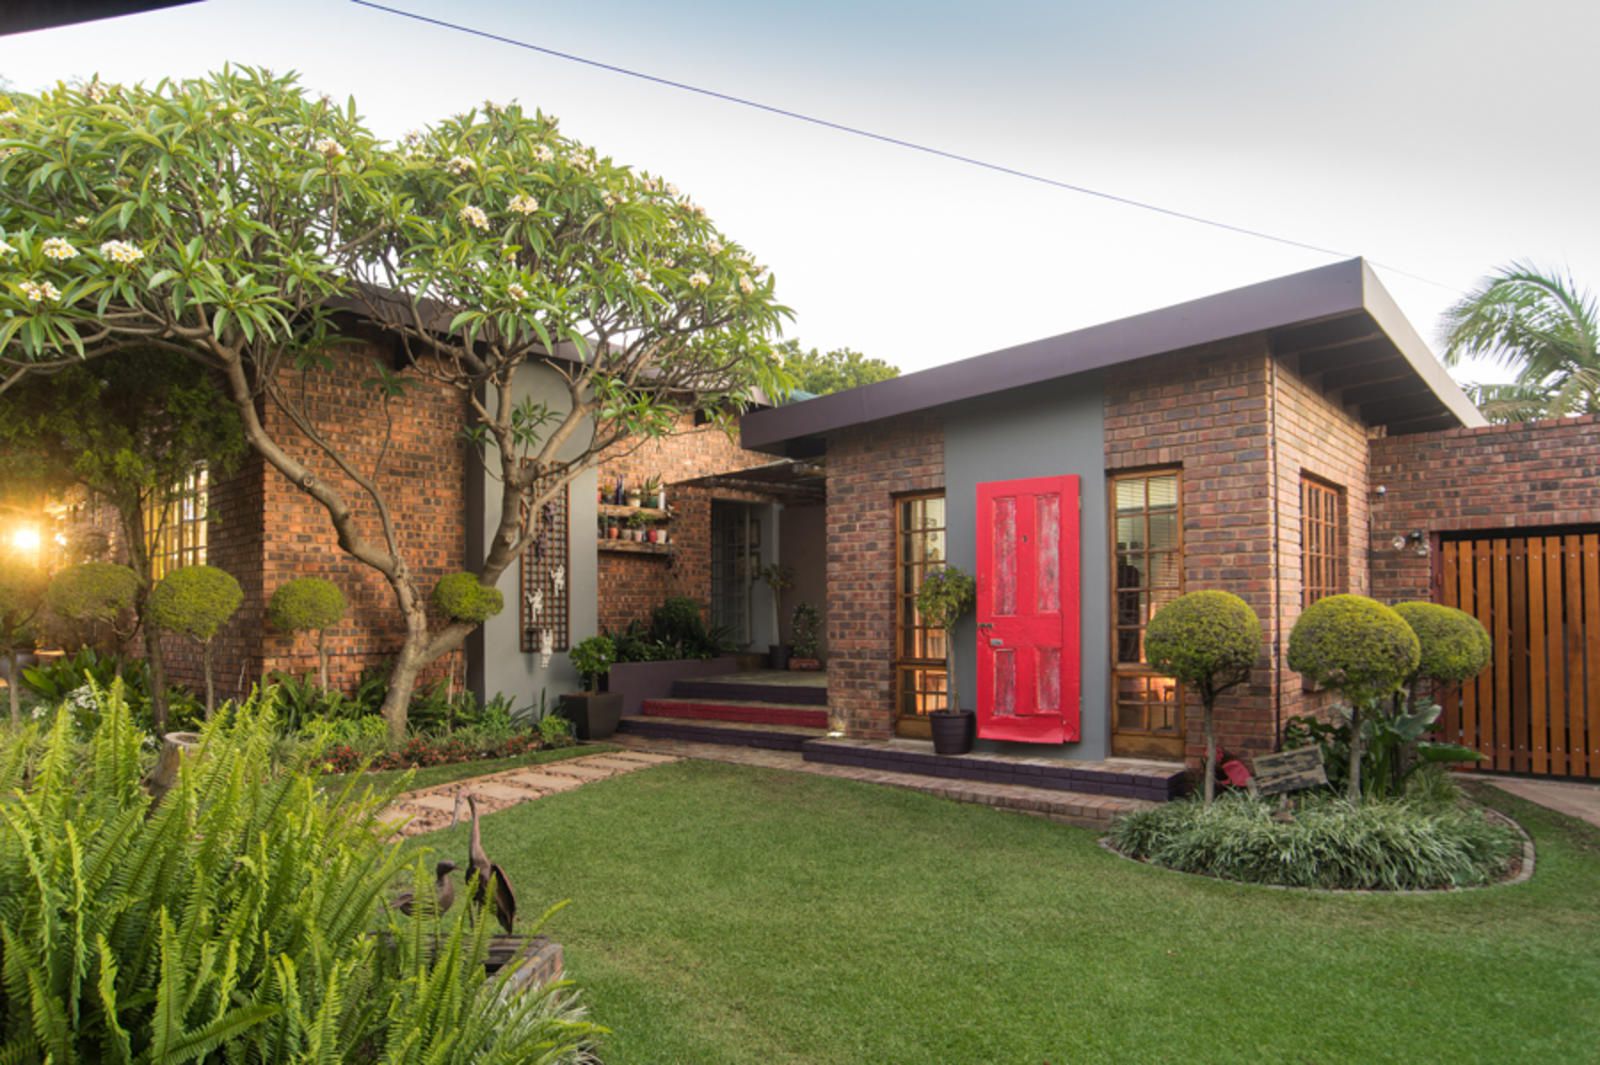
[3,0,1596,387]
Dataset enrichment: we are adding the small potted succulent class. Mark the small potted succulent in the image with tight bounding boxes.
[560,634,623,740]
[643,474,665,510]
[916,566,977,755]
[789,601,822,670]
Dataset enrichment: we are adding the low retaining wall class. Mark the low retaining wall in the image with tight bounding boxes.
[607,655,739,715]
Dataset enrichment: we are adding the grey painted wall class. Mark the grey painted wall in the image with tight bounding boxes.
[778,503,828,653]
[470,361,598,711]
[942,372,1109,761]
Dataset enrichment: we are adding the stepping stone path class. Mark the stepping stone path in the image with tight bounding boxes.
[380,750,678,837]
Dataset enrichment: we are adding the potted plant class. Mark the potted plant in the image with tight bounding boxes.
[560,634,623,740]
[789,601,822,670]
[627,511,650,541]
[625,483,643,508]
[754,562,794,669]
[642,474,665,510]
[916,566,977,755]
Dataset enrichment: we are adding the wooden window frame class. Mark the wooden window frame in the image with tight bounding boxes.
[1300,473,1346,608]
[894,490,947,738]
[144,464,209,582]
[1109,467,1185,757]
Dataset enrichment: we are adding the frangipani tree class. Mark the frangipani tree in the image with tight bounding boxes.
[0,69,790,739]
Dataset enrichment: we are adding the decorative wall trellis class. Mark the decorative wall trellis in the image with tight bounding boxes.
[519,483,570,655]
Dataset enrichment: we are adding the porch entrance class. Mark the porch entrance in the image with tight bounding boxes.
[1437,531,1600,780]
[894,492,947,738]
[710,501,760,648]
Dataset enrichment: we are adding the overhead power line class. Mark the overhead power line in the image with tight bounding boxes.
[349,0,1464,295]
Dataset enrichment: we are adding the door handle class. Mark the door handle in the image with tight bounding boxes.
[977,622,993,630]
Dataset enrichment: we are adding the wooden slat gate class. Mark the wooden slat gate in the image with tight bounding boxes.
[1437,533,1600,779]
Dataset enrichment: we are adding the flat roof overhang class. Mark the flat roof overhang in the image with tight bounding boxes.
[741,258,1484,456]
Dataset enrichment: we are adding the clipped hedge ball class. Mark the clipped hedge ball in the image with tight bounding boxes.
[148,565,244,641]
[1393,601,1491,684]
[1144,590,1261,689]
[46,562,140,622]
[1288,594,1419,704]
[431,572,504,622]
[267,577,346,634]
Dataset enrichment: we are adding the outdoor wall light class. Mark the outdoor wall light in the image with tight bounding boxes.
[1392,530,1429,557]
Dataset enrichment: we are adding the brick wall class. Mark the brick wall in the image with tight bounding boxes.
[824,414,943,739]
[595,415,775,634]
[1370,414,1600,602]
[1104,339,1279,762]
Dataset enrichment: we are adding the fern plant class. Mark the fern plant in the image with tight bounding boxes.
[0,683,601,1063]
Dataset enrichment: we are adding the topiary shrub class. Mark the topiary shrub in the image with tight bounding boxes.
[148,564,243,717]
[268,577,347,690]
[916,567,976,715]
[570,635,616,693]
[44,561,140,653]
[1393,602,1492,685]
[0,557,47,724]
[1288,595,1420,802]
[1145,591,1262,805]
[432,572,504,623]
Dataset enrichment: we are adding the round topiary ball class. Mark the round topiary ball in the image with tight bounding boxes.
[1393,601,1491,684]
[1144,590,1262,693]
[45,561,140,622]
[431,573,504,623]
[267,577,346,634]
[1288,594,1420,705]
[148,565,244,641]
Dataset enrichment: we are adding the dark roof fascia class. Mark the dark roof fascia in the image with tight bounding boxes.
[741,258,1482,451]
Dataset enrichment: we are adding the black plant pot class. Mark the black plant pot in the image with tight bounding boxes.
[558,691,623,741]
[929,710,976,755]
[768,643,791,670]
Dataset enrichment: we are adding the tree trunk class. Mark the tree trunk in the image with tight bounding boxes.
[1347,702,1365,804]
[381,644,427,744]
[202,640,216,719]
[121,502,171,731]
[5,651,19,725]
[141,614,171,731]
[316,629,330,691]
[946,637,958,716]
[1202,701,1217,806]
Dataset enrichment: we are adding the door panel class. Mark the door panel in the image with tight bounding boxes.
[976,476,1080,744]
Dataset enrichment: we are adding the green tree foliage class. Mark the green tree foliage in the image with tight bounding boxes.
[776,339,898,395]
[44,561,139,654]
[0,684,601,1063]
[1144,591,1262,804]
[148,564,243,716]
[267,577,347,690]
[569,635,616,692]
[0,350,246,730]
[1392,602,1492,685]
[431,573,504,624]
[1288,595,1421,802]
[915,567,975,715]
[0,554,47,723]
[1441,263,1600,422]
[0,69,790,741]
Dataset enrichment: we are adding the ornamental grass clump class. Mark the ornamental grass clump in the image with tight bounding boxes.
[1109,793,1520,891]
[0,683,602,1063]
[1288,595,1420,802]
[1143,591,1261,805]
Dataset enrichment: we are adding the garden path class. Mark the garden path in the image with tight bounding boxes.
[380,749,679,837]
[1481,775,1600,829]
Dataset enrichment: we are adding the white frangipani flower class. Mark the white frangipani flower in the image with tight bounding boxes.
[18,279,60,302]
[314,137,346,159]
[533,144,554,163]
[687,270,710,289]
[457,204,489,231]
[508,193,539,215]
[41,237,77,261]
[72,215,89,227]
[738,274,755,295]
[445,155,477,175]
[507,282,528,301]
[0,239,13,256]
[99,240,144,265]
[705,239,722,255]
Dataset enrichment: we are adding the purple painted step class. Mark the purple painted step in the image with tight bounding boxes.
[615,715,820,752]
[670,677,828,707]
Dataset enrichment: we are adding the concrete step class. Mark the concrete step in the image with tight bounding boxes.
[642,697,830,729]
[616,714,825,753]
[670,678,829,706]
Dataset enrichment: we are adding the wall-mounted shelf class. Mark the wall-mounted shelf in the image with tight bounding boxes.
[598,539,673,556]
[598,503,671,521]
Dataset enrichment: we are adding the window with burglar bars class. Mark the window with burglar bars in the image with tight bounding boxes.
[519,482,571,653]
[1301,474,1346,607]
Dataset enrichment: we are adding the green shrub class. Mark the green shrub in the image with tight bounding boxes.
[432,572,505,623]
[1393,601,1492,685]
[148,564,244,717]
[1109,792,1519,890]
[0,557,47,724]
[916,566,975,715]
[0,683,601,1063]
[1145,591,1261,804]
[44,561,139,651]
[268,577,347,688]
[570,635,616,692]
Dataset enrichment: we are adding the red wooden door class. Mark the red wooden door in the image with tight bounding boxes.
[975,475,1080,744]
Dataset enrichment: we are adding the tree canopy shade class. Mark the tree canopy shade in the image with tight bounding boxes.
[0,69,791,737]
[1441,263,1600,423]
[775,340,897,395]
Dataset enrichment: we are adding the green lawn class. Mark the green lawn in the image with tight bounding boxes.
[322,742,617,794]
[406,761,1600,1065]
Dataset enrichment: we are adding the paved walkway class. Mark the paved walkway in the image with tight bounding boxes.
[381,749,679,836]
[1480,775,1600,830]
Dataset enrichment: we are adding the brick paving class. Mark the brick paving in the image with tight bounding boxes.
[380,749,678,837]
[611,733,1152,828]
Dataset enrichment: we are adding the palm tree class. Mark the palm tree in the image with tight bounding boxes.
[1440,263,1600,423]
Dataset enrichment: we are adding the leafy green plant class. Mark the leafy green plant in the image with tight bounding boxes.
[267,577,347,689]
[0,682,601,1062]
[43,561,140,654]
[1109,792,1519,890]
[915,567,975,715]
[0,556,47,724]
[148,564,243,717]
[570,636,616,693]
[1144,590,1262,805]
[790,601,822,659]
[432,573,505,624]
[20,647,148,704]
[1287,595,1420,802]
[538,712,575,748]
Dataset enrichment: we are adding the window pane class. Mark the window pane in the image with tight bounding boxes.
[1147,475,1178,509]
[1115,479,1146,512]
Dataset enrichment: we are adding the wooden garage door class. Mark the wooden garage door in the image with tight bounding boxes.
[1438,533,1600,779]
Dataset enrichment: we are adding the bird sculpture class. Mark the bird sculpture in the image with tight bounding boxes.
[461,792,517,934]
[395,859,458,916]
